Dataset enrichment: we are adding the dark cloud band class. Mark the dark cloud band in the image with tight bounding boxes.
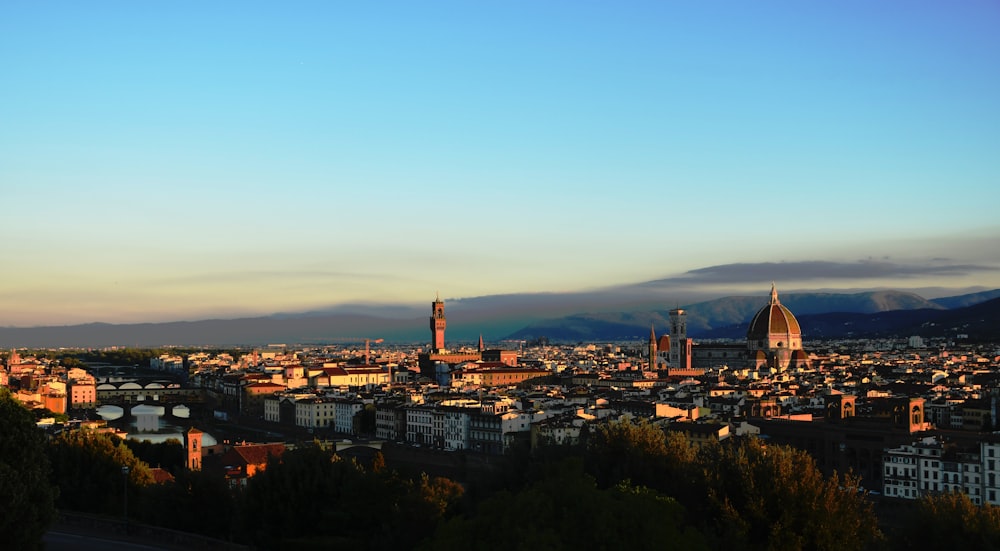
[667,260,997,284]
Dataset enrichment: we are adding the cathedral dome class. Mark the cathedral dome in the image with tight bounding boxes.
[746,284,801,344]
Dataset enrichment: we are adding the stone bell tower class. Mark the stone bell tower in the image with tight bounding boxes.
[185,427,203,471]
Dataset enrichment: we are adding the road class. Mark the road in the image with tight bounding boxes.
[43,530,180,551]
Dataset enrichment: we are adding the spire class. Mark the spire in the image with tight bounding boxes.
[436,290,440,302]
[478,334,485,352]
[649,324,656,343]
[770,282,779,304]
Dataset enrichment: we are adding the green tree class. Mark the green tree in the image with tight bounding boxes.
[135,468,236,540]
[695,437,881,550]
[584,418,701,501]
[32,407,69,424]
[583,420,880,550]
[891,492,1000,550]
[47,430,153,515]
[125,438,185,472]
[424,458,707,551]
[0,388,57,550]
[239,445,464,549]
[584,417,672,490]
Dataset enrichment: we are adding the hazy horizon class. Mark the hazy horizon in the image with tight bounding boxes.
[2,277,996,329]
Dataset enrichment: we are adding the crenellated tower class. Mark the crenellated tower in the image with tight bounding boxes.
[430,293,447,352]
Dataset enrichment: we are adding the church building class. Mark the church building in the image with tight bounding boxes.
[652,284,810,373]
[745,283,810,371]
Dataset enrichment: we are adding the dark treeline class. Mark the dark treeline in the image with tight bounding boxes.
[4,387,1000,550]
[30,347,244,370]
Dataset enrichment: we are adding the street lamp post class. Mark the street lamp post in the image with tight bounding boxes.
[121,465,130,534]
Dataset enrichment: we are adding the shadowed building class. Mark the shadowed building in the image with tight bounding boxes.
[752,393,930,490]
[203,442,286,489]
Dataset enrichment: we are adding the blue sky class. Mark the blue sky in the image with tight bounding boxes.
[2,1,999,326]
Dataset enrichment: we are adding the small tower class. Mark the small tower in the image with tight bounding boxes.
[430,293,447,352]
[184,427,203,471]
[824,393,856,423]
[7,348,21,368]
[478,334,485,353]
[648,325,657,370]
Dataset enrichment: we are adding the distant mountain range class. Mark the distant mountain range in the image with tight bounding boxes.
[506,289,1000,342]
[2,288,999,349]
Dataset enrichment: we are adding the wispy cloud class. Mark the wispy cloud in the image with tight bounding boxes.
[143,269,408,287]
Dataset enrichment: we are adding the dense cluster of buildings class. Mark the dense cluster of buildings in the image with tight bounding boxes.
[0,349,97,414]
[5,286,1000,504]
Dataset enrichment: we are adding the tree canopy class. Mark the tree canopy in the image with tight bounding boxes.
[239,445,463,549]
[0,388,57,550]
[424,458,707,551]
[47,430,153,515]
[583,418,881,551]
[891,492,1000,550]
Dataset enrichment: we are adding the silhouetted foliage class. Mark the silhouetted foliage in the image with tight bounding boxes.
[77,348,171,367]
[47,430,152,515]
[582,418,881,551]
[135,468,236,540]
[238,444,463,549]
[125,438,185,472]
[423,458,707,551]
[891,492,1000,550]
[0,388,57,550]
[27,378,987,551]
[696,437,881,550]
[585,417,673,489]
[32,407,69,423]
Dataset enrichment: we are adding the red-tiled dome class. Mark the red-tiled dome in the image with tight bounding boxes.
[746,284,801,341]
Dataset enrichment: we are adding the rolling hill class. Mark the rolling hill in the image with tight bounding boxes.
[1,288,997,348]
[506,290,999,342]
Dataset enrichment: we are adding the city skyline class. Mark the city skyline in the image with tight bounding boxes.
[2,2,998,327]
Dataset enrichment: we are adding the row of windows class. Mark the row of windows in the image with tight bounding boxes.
[886,467,916,478]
